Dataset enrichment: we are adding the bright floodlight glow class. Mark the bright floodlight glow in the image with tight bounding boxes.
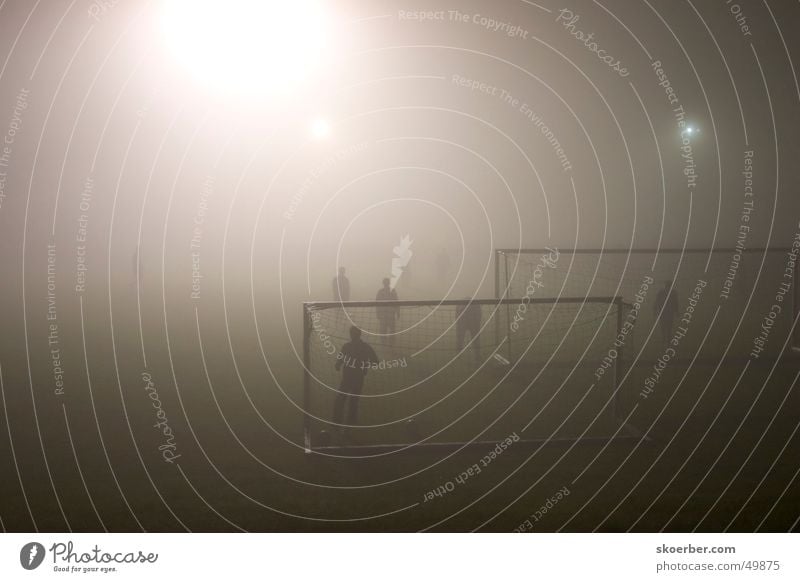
[310,118,331,139]
[161,0,330,95]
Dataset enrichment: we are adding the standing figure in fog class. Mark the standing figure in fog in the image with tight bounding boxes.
[654,280,679,345]
[456,299,482,360]
[333,326,378,433]
[332,266,350,303]
[376,277,400,344]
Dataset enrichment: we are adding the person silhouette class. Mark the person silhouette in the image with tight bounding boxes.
[654,280,679,345]
[333,326,378,433]
[332,266,350,302]
[456,299,482,360]
[376,277,399,344]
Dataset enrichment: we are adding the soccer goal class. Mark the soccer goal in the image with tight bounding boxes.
[495,247,799,361]
[302,296,641,453]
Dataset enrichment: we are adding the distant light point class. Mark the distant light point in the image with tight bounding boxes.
[310,118,331,139]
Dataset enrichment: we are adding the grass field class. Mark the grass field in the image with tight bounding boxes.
[1,295,798,532]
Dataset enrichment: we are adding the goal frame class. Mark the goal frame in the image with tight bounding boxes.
[302,296,637,455]
[495,247,800,354]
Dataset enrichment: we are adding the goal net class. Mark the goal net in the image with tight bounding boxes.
[496,248,798,361]
[302,297,639,452]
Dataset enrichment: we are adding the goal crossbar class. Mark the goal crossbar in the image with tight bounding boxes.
[302,296,640,454]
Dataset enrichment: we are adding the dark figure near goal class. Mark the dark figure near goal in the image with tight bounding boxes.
[333,326,378,429]
[376,277,400,343]
[456,300,482,359]
[332,266,350,302]
[654,280,679,345]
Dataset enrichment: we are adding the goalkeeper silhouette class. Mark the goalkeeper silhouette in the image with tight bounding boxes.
[376,277,400,344]
[456,300,481,360]
[331,266,350,302]
[333,326,378,431]
[654,280,679,345]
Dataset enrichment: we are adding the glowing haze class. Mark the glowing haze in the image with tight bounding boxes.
[160,0,331,95]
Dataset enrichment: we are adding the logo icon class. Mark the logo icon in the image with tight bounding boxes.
[20,542,45,570]
[390,234,413,289]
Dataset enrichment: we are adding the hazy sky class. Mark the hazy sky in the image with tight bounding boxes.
[1,1,797,307]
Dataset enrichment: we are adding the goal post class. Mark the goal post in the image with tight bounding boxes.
[495,247,799,360]
[302,296,638,453]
